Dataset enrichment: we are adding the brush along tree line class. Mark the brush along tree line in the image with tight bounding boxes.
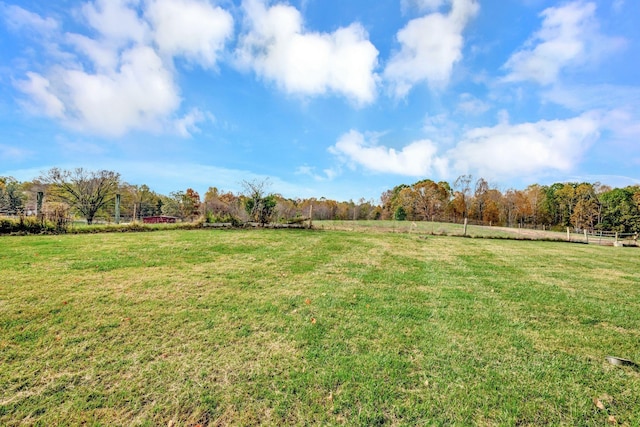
[1,168,639,233]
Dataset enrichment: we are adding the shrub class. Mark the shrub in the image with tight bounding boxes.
[0,216,59,235]
[394,206,407,221]
[205,211,241,226]
[43,202,71,233]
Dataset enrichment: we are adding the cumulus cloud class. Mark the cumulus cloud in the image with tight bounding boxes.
[2,2,58,33]
[330,113,601,180]
[19,46,181,136]
[503,1,625,85]
[10,0,234,137]
[601,109,640,141]
[329,130,447,177]
[384,0,479,97]
[449,112,601,177]
[81,0,150,45]
[146,0,233,67]
[2,3,58,33]
[543,82,640,145]
[66,33,121,72]
[16,72,66,118]
[236,0,379,104]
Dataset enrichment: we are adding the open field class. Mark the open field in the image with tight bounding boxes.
[1,229,639,425]
[315,220,639,246]
[314,220,555,239]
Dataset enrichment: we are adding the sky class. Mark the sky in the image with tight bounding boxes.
[1,0,639,202]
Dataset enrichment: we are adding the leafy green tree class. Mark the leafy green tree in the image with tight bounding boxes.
[394,205,407,221]
[570,183,599,231]
[523,184,549,226]
[125,184,162,220]
[161,189,201,221]
[555,183,579,227]
[246,194,276,225]
[381,184,409,219]
[160,193,181,218]
[599,187,640,232]
[0,177,26,216]
[542,184,561,226]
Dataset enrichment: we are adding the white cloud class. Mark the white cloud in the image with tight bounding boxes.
[295,165,314,176]
[542,83,640,112]
[542,83,640,143]
[422,113,458,146]
[295,165,337,181]
[329,130,447,177]
[601,109,640,140]
[66,33,120,72]
[174,108,209,137]
[81,0,150,45]
[236,0,379,104]
[330,113,601,180]
[1,3,59,33]
[456,92,489,115]
[449,112,601,177]
[25,45,181,137]
[146,0,233,68]
[503,1,625,85]
[16,72,66,118]
[384,0,479,97]
[11,0,235,137]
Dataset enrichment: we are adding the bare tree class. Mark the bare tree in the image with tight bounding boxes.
[453,174,473,220]
[40,168,120,225]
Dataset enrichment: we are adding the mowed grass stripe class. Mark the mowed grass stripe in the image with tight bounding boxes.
[1,229,639,425]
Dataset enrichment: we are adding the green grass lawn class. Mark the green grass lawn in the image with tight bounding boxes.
[1,229,639,426]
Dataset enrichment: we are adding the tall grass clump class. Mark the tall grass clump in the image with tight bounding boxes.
[0,216,60,235]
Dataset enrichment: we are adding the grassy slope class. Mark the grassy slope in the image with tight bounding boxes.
[1,230,639,426]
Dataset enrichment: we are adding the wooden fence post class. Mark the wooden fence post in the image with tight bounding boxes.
[584,229,588,244]
[115,194,121,224]
[463,218,468,236]
[309,205,313,229]
[36,191,44,217]
[567,227,570,242]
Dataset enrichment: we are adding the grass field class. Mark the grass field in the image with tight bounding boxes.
[1,229,639,426]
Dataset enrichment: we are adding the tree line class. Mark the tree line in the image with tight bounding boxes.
[1,169,639,233]
[381,176,640,233]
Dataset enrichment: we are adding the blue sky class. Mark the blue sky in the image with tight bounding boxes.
[1,0,639,202]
